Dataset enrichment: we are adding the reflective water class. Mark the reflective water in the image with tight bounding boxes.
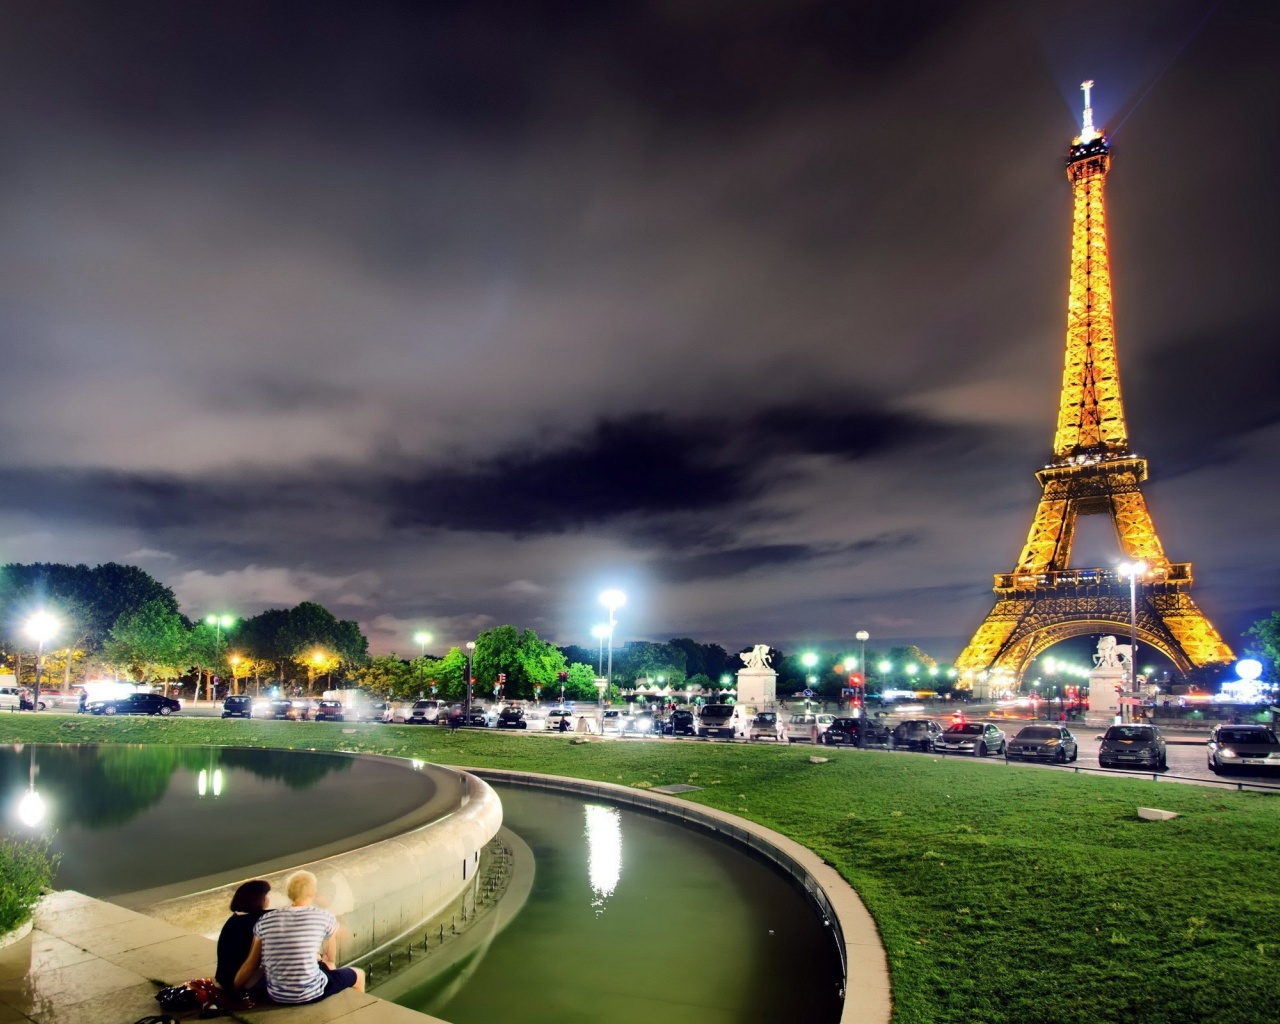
[398,784,843,1024]
[1,745,437,897]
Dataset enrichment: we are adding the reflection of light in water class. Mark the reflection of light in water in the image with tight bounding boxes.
[584,804,622,914]
[197,769,224,797]
[17,789,45,827]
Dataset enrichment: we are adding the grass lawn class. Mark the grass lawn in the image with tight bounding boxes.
[4,715,1279,1024]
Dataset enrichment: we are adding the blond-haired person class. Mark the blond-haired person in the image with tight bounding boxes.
[234,870,364,1004]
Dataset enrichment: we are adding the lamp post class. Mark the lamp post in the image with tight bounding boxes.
[204,614,234,702]
[855,628,869,681]
[414,631,432,657]
[229,655,242,695]
[24,611,59,713]
[1117,561,1147,723]
[591,624,610,676]
[465,641,476,721]
[599,590,625,708]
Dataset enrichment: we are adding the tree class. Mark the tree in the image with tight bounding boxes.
[668,638,733,681]
[565,662,599,700]
[102,600,189,690]
[1246,612,1280,677]
[353,655,413,699]
[474,626,567,700]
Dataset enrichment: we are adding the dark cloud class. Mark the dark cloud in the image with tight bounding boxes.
[0,1,1275,655]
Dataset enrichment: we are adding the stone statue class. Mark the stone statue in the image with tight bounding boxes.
[1093,635,1134,669]
[740,644,773,670]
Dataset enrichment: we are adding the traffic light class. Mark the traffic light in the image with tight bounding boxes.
[849,673,864,687]
[498,673,506,684]
[557,672,569,682]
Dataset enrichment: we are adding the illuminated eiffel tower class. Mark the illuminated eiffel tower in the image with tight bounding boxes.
[955,82,1233,690]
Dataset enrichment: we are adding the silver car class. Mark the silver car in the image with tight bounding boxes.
[935,722,1007,757]
[1006,724,1078,763]
[1207,725,1280,774]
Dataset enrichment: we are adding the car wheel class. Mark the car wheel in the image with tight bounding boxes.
[104,706,117,716]
[1069,747,1078,763]
[159,706,173,716]
[1209,756,1222,774]
[975,742,986,757]
[1157,754,1167,771]
[1054,748,1066,763]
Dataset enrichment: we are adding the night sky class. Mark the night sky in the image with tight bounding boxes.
[1,1,1277,659]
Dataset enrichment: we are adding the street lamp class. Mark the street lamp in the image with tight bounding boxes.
[599,590,625,709]
[855,629,869,681]
[591,624,610,676]
[307,649,327,692]
[1117,561,1147,723]
[204,614,235,702]
[229,654,242,695]
[414,631,433,657]
[465,641,476,721]
[25,611,60,713]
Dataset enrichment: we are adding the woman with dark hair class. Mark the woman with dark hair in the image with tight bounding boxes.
[216,879,272,997]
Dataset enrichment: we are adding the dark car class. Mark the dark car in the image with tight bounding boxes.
[820,717,863,746]
[221,695,253,719]
[935,722,1006,756]
[464,707,490,727]
[1097,724,1167,770]
[497,706,528,729]
[1207,724,1280,774]
[892,719,943,752]
[265,698,300,720]
[314,700,346,722]
[1006,724,1078,763]
[667,709,696,736]
[620,712,658,737]
[88,693,181,717]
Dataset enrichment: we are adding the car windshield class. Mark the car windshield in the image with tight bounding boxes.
[754,714,776,723]
[1016,727,1061,740]
[413,701,433,708]
[832,719,858,728]
[898,722,930,733]
[790,716,816,725]
[1218,728,1278,745]
[1105,726,1155,741]
[947,724,982,735]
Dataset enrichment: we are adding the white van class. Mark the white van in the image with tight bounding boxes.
[0,686,22,711]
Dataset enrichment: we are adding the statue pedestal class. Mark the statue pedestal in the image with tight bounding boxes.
[735,668,777,707]
[1088,667,1125,723]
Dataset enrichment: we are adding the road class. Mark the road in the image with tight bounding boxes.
[28,703,1280,791]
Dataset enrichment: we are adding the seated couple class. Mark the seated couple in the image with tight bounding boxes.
[218,870,366,1005]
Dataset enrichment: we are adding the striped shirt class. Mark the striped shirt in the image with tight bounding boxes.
[253,905,337,1004]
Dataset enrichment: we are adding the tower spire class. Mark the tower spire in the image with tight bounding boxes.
[1079,79,1098,143]
[1053,79,1127,459]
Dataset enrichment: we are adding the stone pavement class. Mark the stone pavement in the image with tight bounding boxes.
[0,891,440,1024]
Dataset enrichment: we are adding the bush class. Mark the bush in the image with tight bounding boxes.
[0,838,58,934]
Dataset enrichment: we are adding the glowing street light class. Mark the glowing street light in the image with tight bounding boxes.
[1117,561,1147,722]
[599,590,625,708]
[591,624,611,676]
[877,660,892,675]
[24,611,60,713]
[414,631,433,657]
[204,614,235,703]
[465,641,476,721]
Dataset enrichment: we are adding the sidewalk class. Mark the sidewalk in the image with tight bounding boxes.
[0,891,439,1024]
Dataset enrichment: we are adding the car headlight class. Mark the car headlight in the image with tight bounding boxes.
[1220,748,1238,758]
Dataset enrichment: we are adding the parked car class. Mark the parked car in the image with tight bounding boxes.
[407,699,445,725]
[779,713,820,744]
[0,686,23,711]
[464,707,490,727]
[892,719,943,752]
[667,709,696,736]
[1207,724,1280,773]
[497,705,528,729]
[221,695,253,719]
[935,722,1006,757]
[620,712,657,737]
[820,717,863,746]
[289,699,313,721]
[88,693,181,717]
[352,701,389,723]
[1005,724,1078,763]
[744,712,779,740]
[1097,724,1166,770]
[601,709,625,735]
[546,709,576,732]
[314,700,346,722]
[697,704,736,738]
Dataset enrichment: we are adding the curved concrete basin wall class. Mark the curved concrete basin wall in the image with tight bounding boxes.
[460,766,891,1024]
[146,761,502,965]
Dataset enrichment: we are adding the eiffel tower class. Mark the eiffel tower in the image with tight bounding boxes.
[955,82,1233,690]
